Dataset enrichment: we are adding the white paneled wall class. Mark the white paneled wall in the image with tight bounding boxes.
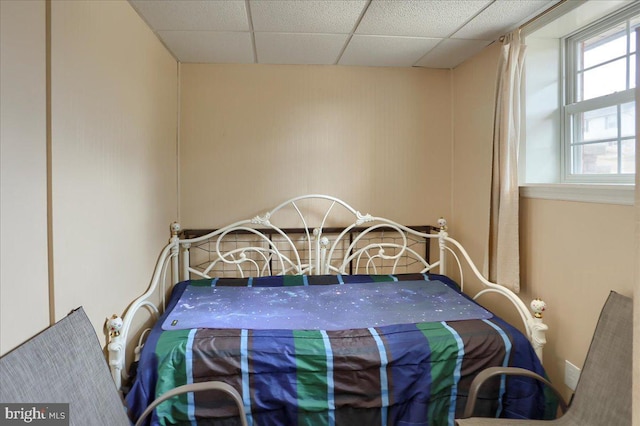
[0,0,178,354]
[0,0,49,355]
[50,1,178,340]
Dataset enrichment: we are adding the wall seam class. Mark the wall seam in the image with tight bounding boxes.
[449,69,455,231]
[45,0,55,325]
[176,61,181,223]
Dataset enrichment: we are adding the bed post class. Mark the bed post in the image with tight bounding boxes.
[319,235,329,275]
[437,218,448,275]
[529,299,548,362]
[107,332,124,391]
[313,228,321,275]
[106,313,126,391]
[181,243,191,282]
[170,222,181,285]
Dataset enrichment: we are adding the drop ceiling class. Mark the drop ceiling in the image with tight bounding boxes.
[129,0,559,69]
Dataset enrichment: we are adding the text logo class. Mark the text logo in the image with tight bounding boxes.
[0,404,68,426]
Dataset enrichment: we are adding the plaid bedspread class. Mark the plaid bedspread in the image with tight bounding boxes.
[126,274,551,426]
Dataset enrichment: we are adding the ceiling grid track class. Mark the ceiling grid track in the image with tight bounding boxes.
[128,0,563,69]
[334,0,373,66]
[245,0,258,64]
[412,0,498,68]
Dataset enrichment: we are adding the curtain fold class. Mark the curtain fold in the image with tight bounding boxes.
[487,30,526,293]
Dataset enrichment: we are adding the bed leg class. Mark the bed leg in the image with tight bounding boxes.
[107,334,124,391]
[181,243,191,281]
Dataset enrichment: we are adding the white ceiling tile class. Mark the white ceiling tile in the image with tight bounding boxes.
[158,31,255,63]
[414,38,492,69]
[339,35,441,67]
[356,0,492,38]
[128,0,565,67]
[130,0,249,31]
[250,0,367,33]
[255,33,348,65]
[453,0,559,40]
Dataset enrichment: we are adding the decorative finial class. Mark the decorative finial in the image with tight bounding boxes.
[530,299,546,319]
[437,217,447,231]
[170,222,181,236]
[106,314,123,338]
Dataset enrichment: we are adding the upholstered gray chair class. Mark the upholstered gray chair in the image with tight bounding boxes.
[0,307,247,426]
[456,291,632,425]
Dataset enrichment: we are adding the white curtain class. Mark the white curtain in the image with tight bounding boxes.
[487,30,526,293]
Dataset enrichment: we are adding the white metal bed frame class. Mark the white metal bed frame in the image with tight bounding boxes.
[107,194,548,391]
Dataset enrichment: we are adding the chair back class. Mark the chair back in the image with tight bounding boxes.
[564,291,632,425]
[0,307,130,426]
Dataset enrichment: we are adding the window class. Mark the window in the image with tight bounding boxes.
[563,6,640,182]
[522,0,639,199]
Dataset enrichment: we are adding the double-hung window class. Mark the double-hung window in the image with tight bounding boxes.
[523,1,639,200]
[563,6,639,183]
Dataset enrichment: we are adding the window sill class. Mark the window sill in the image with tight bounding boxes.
[520,184,635,206]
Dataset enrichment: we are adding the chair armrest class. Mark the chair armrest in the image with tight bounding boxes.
[134,381,247,426]
[462,366,568,419]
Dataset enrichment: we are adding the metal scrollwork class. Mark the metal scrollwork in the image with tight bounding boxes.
[251,212,271,226]
[355,211,374,226]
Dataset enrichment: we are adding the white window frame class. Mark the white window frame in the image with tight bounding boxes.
[521,0,637,205]
[561,4,639,184]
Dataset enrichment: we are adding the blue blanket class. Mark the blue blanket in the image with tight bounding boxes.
[127,274,554,426]
[162,279,492,331]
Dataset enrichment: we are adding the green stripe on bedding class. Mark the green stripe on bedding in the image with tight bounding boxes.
[284,275,307,286]
[416,322,461,425]
[154,329,192,425]
[294,330,330,426]
[190,279,214,287]
[372,275,396,282]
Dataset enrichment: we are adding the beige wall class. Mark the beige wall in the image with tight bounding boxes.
[179,64,452,228]
[0,0,50,355]
[453,41,636,403]
[451,42,500,272]
[50,0,178,340]
[521,198,635,400]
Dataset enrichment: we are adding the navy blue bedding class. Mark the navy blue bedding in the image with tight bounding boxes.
[126,273,553,426]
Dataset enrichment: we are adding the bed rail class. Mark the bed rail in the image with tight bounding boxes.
[107,194,547,390]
